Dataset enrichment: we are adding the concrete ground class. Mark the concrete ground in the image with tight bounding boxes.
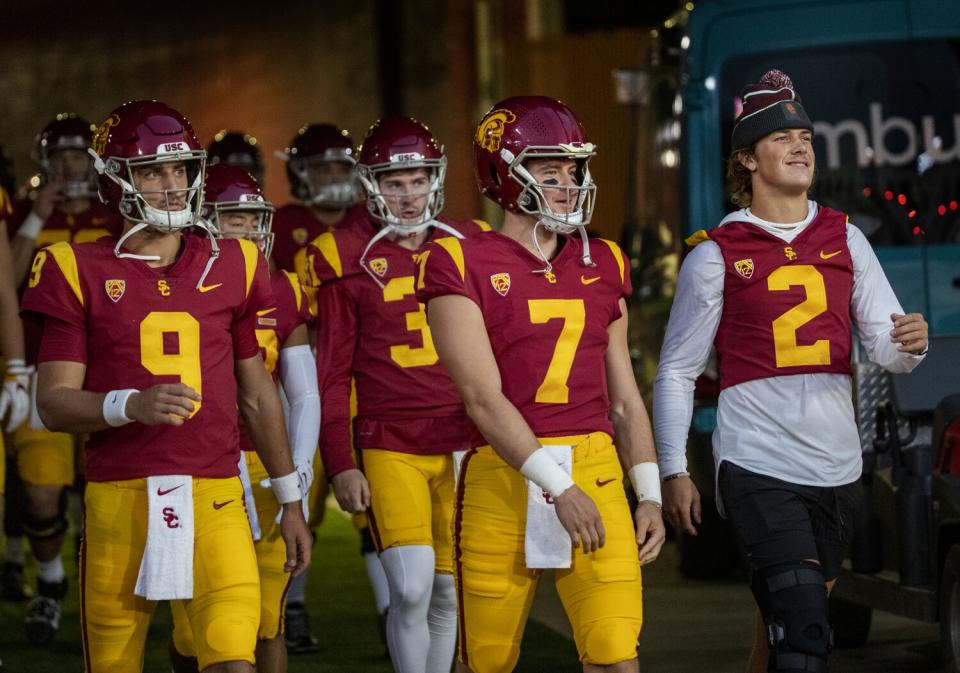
[529,542,945,673]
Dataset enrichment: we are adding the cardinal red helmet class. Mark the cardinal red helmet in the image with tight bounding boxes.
[473,96,596,231]
[207,130,264,185]
[356,116,446,231]
[203,164,274,257]
[278,123,357,207]
[90,100,205,232]
[33,113,98,198]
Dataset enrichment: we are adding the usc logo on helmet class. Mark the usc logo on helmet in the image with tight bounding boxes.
[476,109,517,153]
[92,114,120,156]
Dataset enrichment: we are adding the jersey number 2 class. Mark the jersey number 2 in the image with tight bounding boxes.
[767,265,831,368]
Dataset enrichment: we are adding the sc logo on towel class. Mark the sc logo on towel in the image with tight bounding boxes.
[163,506,181,529]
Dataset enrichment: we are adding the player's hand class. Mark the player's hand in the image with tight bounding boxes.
[279,502,312,576]
[31,177,64,221]
[891,313,928,354]
[1,359,32,432]
[635,501,666,565]
[554,485,605,553]
[331,469,371,513]
[662,475,701,536]
[126,383,201,426]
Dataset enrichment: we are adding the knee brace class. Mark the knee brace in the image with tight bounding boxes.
[21,489,68,541]
[581,618,641,666]
[751,561,832,673]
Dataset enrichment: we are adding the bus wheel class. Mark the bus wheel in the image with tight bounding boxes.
[940,545,960,672]
[829,595,872,648]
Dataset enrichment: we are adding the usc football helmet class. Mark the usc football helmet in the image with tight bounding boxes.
[356,116,446,232]
[33,113,98,199]
[207,130,264,185]
[89,100,205,234]
[202,164,275,258]
[473,96,596,234]
[277,123,357,208]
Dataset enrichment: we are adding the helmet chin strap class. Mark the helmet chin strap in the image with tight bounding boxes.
[359,219,464,288]
[193,221,221,289]
[529,218,595,275]
[114,221,160,261]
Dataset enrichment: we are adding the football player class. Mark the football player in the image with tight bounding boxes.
[168,163,318,673]
[304,116,488,673]
[654,70,927,673]
[4,113,122,643]
[417,96,665,673]
[273,123,365,274]
[207,130,265,186]
[20,100,311,673]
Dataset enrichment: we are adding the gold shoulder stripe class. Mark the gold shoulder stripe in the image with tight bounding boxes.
[238,239,260,298]
[283,270,304,310]
[434,236,466,282]
[685,229,710,247]
[314,232,343,279]
[0,186,11,216]
[473,219,492,232]
[597,238,625,286]
[46,242,84,307]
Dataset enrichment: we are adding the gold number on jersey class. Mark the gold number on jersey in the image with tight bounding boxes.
[528,299,586,404]
[28,250,47,288]
[256,328,279,375]
[768,265,831,367]
[382,275,439,368]
[415,250,430,290]
[140,312,203,416]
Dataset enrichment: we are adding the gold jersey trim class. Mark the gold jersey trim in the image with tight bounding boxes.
[238,239,260,298]
[597,238,625,286]
[46,242,84,307]
[434,236,466,282]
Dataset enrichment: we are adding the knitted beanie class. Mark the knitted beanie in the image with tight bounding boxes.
[731,69,813,150]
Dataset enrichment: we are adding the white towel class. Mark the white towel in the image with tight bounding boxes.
[28,371,47,431]
[524,445,573,569]
[452,450,468,489]
[135,475,194,600]
[238,455,262,541]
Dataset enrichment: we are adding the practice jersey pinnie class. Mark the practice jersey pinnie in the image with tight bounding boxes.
[20,235,272,481]
[304,216,489,476]
[705,205,853,389]
[238,269,312,452]
[416,231,631,438]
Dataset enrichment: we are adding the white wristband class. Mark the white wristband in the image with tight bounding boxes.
[270,471,302,505]
[102,389,138,427]
[17,212,45,240]
[628,462,662,506]
[520,448,575,498]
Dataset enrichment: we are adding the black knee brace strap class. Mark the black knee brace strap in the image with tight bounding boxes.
[750,561,833,673]
[22,489,69,541]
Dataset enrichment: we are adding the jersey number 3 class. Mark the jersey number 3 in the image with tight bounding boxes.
[768,265,831,368]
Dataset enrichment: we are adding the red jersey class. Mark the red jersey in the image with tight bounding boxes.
[8,198,121,248]
[239,270,312,452]
[272,202,366,273]
[417,231,631,439]
[708,206,853,389]
[306,215,489,476]
[20,235,272,482]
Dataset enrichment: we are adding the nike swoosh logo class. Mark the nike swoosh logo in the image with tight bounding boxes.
[198,283,223,293]
[596,478,617,488]
[256,307,277,316]
[819,250,841,260]
[212,500,234,510]
[157,485,183,496]
[581,276,601,285]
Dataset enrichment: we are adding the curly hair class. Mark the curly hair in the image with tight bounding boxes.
[726,146,756,209]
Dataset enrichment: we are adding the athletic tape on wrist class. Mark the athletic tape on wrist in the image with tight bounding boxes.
[520,448,574,498]
[270,471,302,505]
[102,389,138,427]
[18,212,44,240]
[629,462,662,505]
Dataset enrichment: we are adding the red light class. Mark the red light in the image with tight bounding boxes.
[908,210,917,219]
[884,190,894,201]
[898,194,908,205]
[913,226,921,235]
[862,187,872,197]
[939,205,947,216]
[952,201,958,211]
